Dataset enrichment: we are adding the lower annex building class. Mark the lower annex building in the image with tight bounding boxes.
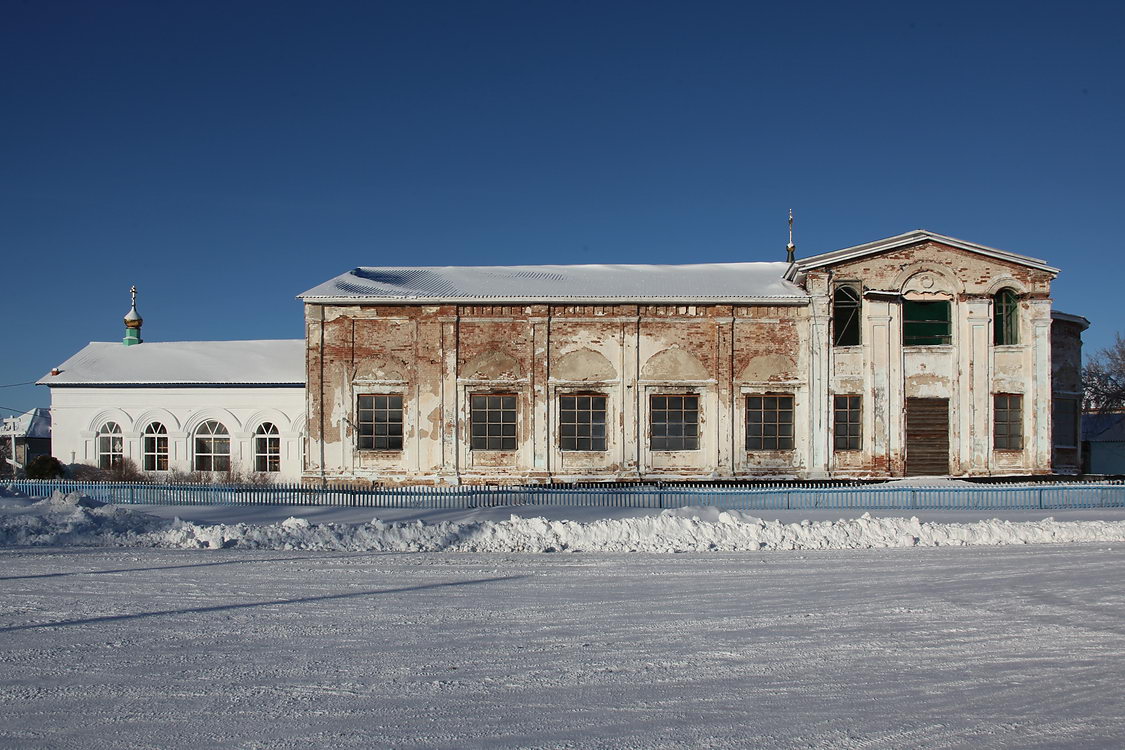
[41,230,1087,483]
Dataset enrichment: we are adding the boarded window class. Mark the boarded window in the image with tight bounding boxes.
[650,395,699,451]
[903,300,952,346]
[746,395,794,450]
[994,394,1023,450]
[143,422,168,471]
[471,394,517,451]
[994,289,1019,345]
[358,395,404,451]
[833,395,861,451]
[832,286,862,346]
[1053,397,1078,448]
[559,394,607,451]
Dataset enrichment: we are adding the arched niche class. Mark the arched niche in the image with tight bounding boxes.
[641,348,709,381]
[462,349,523,380]
[354,355,408,382]
[554,348,617,381]
[738,354,796,382]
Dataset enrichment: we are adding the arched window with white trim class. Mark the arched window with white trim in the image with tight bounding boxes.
[194,421,230,472]
[254,422,281,473]
[96,422,123,469]
[143,423,168,472]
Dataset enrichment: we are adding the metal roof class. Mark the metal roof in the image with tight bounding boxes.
[298,262,807,304]
[39,340,306,386]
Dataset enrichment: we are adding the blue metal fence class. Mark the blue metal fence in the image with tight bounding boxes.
[6,479,1125,511]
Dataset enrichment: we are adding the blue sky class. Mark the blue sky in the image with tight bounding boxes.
[3,0,1123,416]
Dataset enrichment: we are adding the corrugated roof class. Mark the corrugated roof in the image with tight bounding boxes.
[298,262,806,303]
[39,340,305,386]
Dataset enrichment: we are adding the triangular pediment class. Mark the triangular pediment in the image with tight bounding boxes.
[785,230,1059,280]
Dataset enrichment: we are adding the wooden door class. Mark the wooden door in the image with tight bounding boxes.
[905,398,949,476]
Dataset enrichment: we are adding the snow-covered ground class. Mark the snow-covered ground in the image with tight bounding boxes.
[3,543,1124,748]
[2,490,1125,747]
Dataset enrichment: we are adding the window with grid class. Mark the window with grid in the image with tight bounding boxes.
[143,422,168,471]
[97,422,123,469]
[994,394,1023,450]
[745,395,794,450]
[832,286,862,346]
[357,395,404,450]
[194,420,230,472]
[559,394,607,451]
[649,395,699,451]
[471,394,517,450]
[833,395,861,451]
[254,422,281,472]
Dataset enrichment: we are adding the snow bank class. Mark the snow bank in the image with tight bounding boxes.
[2,491,1125,552]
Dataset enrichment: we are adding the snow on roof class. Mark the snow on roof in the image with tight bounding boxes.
[39,340,305,386]
[298,262,806,303]
[0,407,50,438]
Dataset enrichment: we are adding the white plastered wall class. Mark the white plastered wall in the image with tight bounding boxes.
[48,386,306,480]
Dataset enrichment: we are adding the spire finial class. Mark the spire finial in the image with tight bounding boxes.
[123,285,143,346]
[786,209,796,263]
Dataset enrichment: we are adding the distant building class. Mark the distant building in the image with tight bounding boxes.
[1082,413,1125,475]
[0,407,51,477]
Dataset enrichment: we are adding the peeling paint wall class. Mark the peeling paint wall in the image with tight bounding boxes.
[304,240,1079,484]
[305,301,815,484]
[808,240,1058,478]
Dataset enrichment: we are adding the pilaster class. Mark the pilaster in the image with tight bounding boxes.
[807,296,831,477]
[1030,299,1053,471]
[962,298,991,474]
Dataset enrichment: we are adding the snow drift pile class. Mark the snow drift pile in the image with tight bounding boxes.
[2,491,1125,553]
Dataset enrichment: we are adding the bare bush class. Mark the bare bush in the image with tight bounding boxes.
[67,458,145,482]
[157,465,279,485]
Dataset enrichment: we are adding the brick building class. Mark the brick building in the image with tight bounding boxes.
[299,230,1087,484]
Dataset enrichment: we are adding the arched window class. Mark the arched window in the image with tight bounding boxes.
[143,422,168,471]
[96,422,123,469]
[254,422,281,472]
[832,286,861,346]
[194,421,230,472]
[994,288,1019,345]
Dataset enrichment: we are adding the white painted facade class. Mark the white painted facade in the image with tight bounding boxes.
[47,386,306,480]
[41,340,306,481]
